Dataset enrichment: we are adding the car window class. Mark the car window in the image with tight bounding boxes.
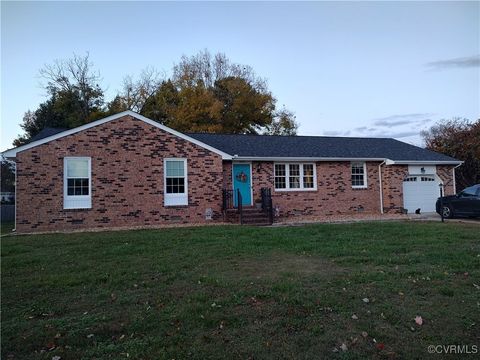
[461,185,478,197]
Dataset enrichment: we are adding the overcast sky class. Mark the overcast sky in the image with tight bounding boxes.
[1,1,479,150]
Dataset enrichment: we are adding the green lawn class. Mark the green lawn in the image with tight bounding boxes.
[2,222,479,359]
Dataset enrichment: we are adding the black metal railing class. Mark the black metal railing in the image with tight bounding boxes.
[260,187,274,224]
[222,188,243,224]
[237,189,243,225]
[222,189,235,211]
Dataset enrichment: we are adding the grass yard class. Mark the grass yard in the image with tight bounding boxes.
[1,222,479,359]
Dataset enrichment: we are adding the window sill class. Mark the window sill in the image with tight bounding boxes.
[63,207,92,211]
[274,188,318,192]
[352,186,368,190]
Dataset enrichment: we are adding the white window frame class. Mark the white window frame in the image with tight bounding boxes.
[63,157,92,209]
[164,158,188,206]
[351,162,367,189]
[274,163,317,191]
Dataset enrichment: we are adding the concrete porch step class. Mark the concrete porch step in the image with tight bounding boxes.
[224,207,272,226]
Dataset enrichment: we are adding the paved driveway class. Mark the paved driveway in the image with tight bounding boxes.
[408,212,480,224]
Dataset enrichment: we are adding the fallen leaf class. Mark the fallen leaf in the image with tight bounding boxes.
[398,292,404,296]
[362,298,370,303]
[415,315,423,326]
[376,343,385,350]
[52,356,62,360]
[361,331,368,338]
[340,343,348,352]
[351,314,358,320]
[87,334,94,338]
[473,284,480,290]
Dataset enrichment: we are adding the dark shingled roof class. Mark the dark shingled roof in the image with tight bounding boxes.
[187,133,458,162]
[25,126,458,162]
[29,127,68,143]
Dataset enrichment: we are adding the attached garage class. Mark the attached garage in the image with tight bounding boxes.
[402,165,442,213]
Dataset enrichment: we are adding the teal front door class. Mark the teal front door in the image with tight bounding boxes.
[233,163,252,207]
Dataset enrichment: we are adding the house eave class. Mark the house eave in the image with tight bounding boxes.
[385,159,463,165]
[228,157,462,165]
[231,156,388,162]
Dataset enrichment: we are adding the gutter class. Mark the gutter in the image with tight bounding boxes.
[231,157,462,165]
[13,164,16,232]
[232,156,387,162]
[385,159,462,165]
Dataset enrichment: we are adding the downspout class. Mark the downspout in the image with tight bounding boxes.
[378,160,386,214]
[452,163,462,194]
[13,161,17,232]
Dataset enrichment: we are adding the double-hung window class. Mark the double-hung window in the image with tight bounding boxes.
[64,157,92,209]
[274,163,316,191]
[351,162,367,188]
[164,158,188,206]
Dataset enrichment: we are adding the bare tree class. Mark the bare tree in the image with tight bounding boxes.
[39,53,104,121]
[119,66,165,113]
[172,49,267,91]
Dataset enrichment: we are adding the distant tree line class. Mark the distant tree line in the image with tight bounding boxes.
[13,50,298,146]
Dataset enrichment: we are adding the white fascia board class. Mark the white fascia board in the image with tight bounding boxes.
[233,156,387,162]
[385,160,463,165]
[233,157,462,165]
[2,110,233,160]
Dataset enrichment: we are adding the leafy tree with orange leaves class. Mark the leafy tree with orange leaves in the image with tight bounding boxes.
[421,118,480,189]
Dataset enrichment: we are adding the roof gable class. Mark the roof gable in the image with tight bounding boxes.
[2,111,233,159]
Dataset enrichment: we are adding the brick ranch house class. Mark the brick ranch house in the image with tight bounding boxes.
[2,111,461,233]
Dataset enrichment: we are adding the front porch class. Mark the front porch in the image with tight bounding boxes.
[222,188,274,226]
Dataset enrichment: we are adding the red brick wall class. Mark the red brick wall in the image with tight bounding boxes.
[223,162,456,218]
[230,161,383,218]
[16,115,224,233]
[381,165,409,213]
[222,161,232,190]
[437,166,455,195]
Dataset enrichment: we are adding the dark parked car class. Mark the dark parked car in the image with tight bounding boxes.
[436,184,480,218]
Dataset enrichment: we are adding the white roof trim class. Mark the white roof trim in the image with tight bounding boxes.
[233,156,387,162]
[2,111,233,159]
[234,156,462,164]
[385,159,462,165]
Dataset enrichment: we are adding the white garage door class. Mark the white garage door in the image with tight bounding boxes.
[403,176,440,213]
